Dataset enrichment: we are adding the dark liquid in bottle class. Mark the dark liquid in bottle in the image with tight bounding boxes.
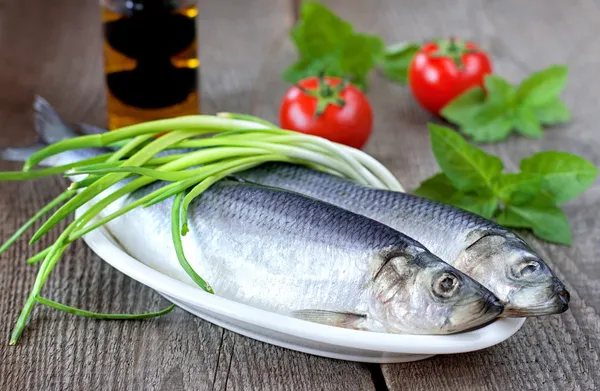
[102,1,199,129]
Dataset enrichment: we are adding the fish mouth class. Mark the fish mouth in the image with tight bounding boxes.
[482,293,505,318]
[445,293,504,334]
[502,285,570,317]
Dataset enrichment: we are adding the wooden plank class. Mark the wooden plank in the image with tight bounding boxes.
[197,1,376,389]
[0,1,376,390]
[312,0,600,389]
[2,0,600,389]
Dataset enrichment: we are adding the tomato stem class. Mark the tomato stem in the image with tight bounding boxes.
[433,37,475,69]
[300,76,348,117]
[448,36,458,52]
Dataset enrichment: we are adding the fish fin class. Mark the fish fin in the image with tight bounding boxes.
[225,175,301,192]
[224,175,251,183]
[33,95,80,144]
[291,309,367,328]
[222,175,275,187]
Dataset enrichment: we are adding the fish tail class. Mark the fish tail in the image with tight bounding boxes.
[0,96,108,167]
[33,95,80,144]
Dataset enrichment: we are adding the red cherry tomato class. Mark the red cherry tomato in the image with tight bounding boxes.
[408,38,493,115]
[279,76,373,149]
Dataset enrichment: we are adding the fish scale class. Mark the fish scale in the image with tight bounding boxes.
[188,181,407,252]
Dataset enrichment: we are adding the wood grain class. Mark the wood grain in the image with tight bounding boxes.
[0,1,374,390]
[1,0,599,390]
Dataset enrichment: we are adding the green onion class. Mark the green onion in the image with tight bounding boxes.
[171,192,213,293]
[0,190,76,256]
[26,247,52,264]
[0,113,403,344]
[216,112,279,128]
[36,296,175,319]
[0,153,111,181]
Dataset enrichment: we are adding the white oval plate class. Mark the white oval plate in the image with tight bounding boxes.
[77,208,526,363]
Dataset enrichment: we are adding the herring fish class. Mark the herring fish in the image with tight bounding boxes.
[100,179,503,334]
[0,97,504,335]
[236,163,571,317]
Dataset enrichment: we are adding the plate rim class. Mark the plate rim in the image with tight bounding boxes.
[77,207,526,356]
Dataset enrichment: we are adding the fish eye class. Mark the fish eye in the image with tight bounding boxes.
[433,272,460,299]
[512,259,541,278]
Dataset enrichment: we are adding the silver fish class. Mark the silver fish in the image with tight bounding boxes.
[99,179,503,334]
[1,97,506,335]
[235,163,570,317]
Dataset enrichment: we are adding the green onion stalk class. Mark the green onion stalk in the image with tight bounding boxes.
[0,112,404,345]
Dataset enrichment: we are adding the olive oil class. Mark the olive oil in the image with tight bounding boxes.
[102,1,199,130]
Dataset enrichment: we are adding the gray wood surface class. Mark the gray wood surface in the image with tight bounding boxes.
[0,0,598,390]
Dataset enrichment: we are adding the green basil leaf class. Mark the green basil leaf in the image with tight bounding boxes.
[448,193,498,219]
[520,151,598,204]
[462,102,513,143]
[428,124,504,191]
[412,173,458,202]
[496,202,572,245]
[290,1,353,58]
[494,173,543,205]
[379,42,421,84]
[516,65,568,107]
[284,1,384,89]
[533,97,571,125]
[472,101,509,124]
[513,106,543,138]
[413,173,497,218]
[338,33,385,89]
[440,87,486,127]
[463,118,513,143]
[484,75,516,102]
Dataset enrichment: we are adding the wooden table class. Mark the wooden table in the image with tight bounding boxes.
[1,1,599,390]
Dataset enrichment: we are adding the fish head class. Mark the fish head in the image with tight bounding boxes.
[457,231,570,317]
[370,250,504,334]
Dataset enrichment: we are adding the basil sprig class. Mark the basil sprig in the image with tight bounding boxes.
[414,124,597,245]
[441,65,571,143]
